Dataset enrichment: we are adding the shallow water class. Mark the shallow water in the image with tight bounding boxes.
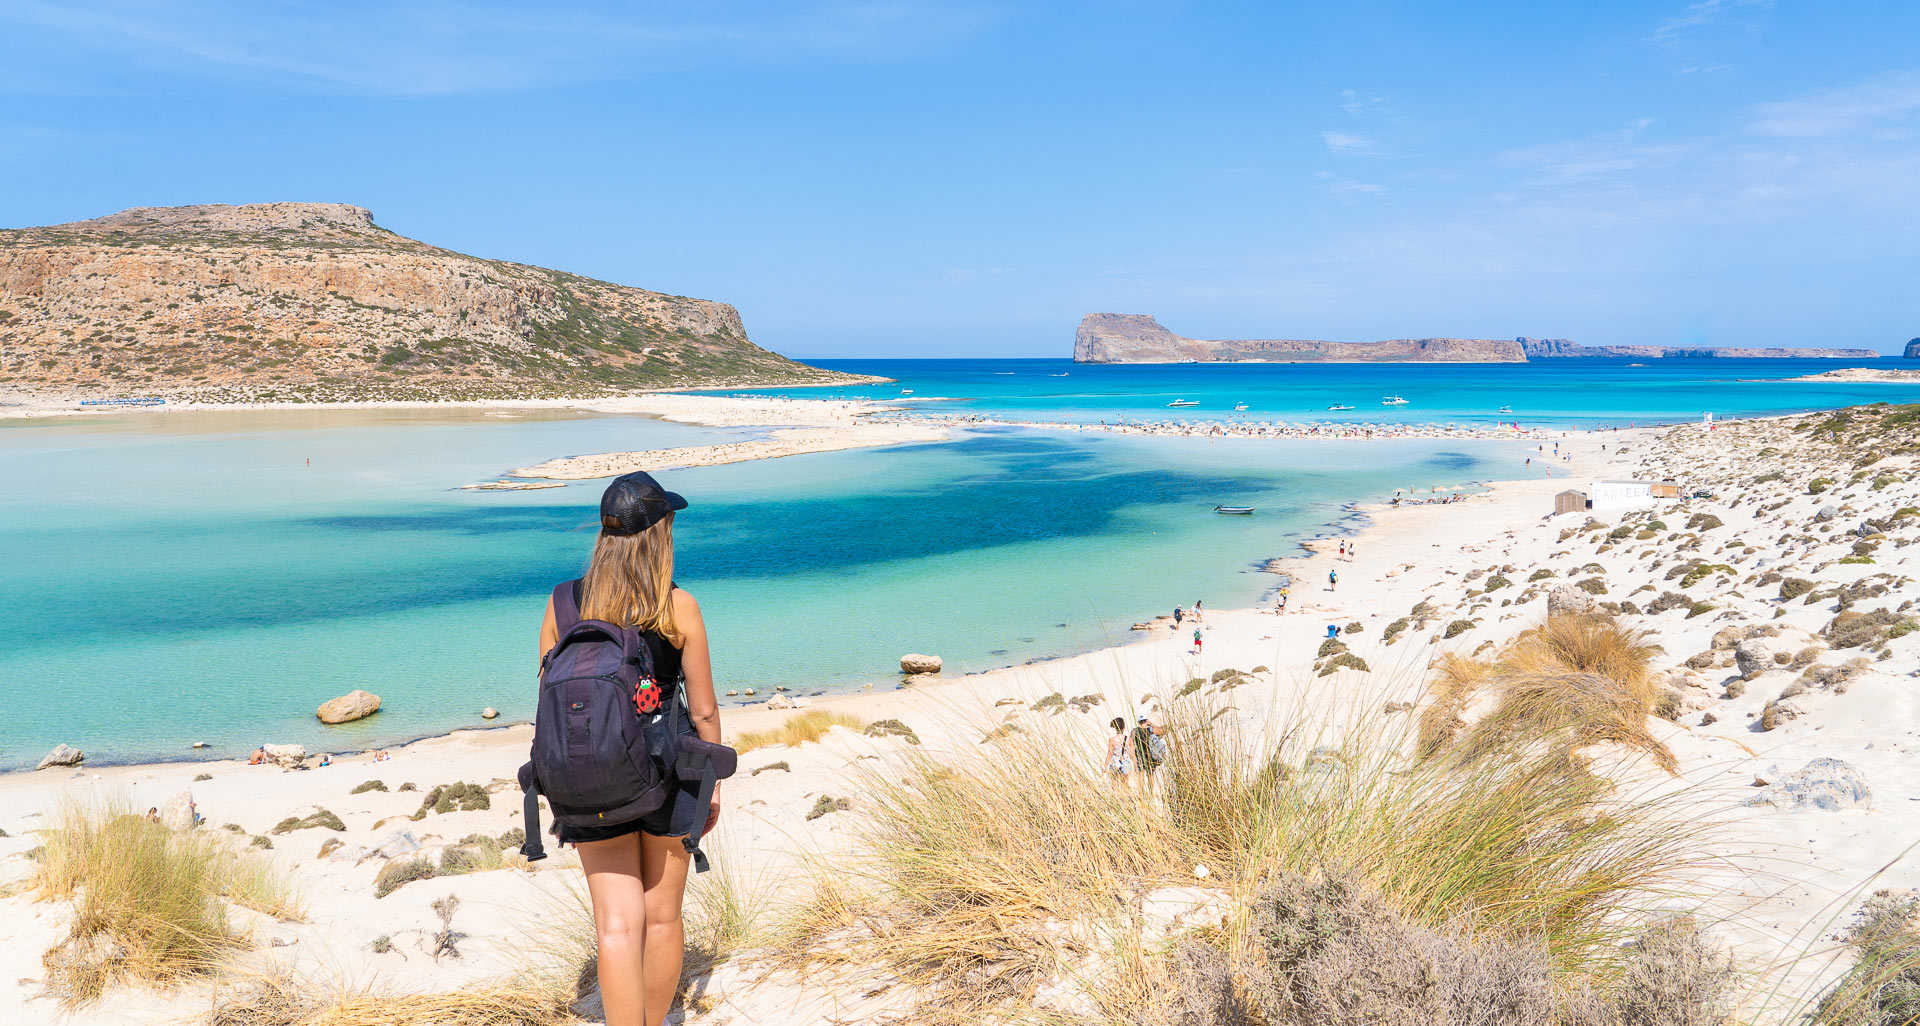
[0,405,1519,767]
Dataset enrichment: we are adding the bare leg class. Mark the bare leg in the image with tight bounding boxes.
[640,832,694,1025]
[578,834,647,1026]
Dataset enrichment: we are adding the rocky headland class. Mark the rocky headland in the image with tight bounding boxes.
[1906,337,1920,359]
[1074,313,1884,363]
[0,203,863,402]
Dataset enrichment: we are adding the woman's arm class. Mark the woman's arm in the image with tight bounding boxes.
[673,588,721,745]
[538,597,557,670]
[674,588,723,834]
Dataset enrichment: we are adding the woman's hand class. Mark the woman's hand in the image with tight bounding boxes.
[705,782,721,835]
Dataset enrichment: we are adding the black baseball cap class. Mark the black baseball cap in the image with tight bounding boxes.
[599,471,687,535]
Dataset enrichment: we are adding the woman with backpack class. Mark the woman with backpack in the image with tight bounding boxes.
[537,471,724,1026]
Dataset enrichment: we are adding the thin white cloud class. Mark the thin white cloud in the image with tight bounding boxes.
[1747,70,1920,137]
[1329,181,1384,195]
[0,0,1001,95]
[1652,0,1773,46]
[1321,130,1372,153]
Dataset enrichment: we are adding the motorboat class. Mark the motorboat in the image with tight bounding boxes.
[1497,406,1513,414]
[1233,403,1249,411]
[1167,399,1200,408]
[1213,505,1255,515]
[900,388,913,394]
[1381,396,1409,406]
[1327,404,1356,411]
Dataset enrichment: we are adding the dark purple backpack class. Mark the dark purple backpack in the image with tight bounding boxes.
[518,580,735,870]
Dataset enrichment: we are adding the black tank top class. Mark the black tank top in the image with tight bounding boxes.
[569,580,684,700]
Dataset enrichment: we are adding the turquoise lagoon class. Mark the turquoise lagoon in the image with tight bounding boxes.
[5,357,1916,768]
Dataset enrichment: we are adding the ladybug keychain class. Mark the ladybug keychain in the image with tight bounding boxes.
[633,675,662,715]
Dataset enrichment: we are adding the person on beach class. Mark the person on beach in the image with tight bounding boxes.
[1328,569,1338,591]
[318,754,331,768]
[1132,715,1166,787]
[1106,717,1133,787]
[248,747,265,766]
[540,471,722,1026]
[1193,599,1203,621]
[1173,605,1183,627]
[1192,626,1203,655]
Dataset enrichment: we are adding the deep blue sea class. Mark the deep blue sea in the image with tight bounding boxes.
[2,357,1914,768]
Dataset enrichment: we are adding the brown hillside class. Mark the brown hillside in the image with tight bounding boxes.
[0,203,856,401]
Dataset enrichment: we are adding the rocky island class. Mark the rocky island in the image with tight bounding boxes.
[0,203,865,402]
[1074,313,1883,363]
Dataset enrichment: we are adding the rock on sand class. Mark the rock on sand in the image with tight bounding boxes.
[1746,757,1872,811]
[36,743,84,770]
[159,789,196,831]
[1546,585,1595,617]
[900,653,943,675]
[262,743,307,770]
[317,689,382,724]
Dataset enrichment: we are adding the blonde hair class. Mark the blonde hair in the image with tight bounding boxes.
[578,513,681,646]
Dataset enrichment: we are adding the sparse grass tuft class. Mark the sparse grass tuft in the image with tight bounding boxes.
[736,709,865,754]
[32,799,302,1006]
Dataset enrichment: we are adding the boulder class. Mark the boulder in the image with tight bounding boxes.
[900,653,943,675]
[261,743,307,769]
[1746,757,1871,811]
[1734,640,1774,679]
[159,789,197,831]
[36,743,84,770]
[1815,506,1839,523]
[481,707,498,720]
[317,689,381,725]
[1141,886,1232,940]
[356,828,422,865]
[763,693,796,711]
[1546,585,1594,617]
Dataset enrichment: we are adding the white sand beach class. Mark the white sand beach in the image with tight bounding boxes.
[4,404,1918,1023]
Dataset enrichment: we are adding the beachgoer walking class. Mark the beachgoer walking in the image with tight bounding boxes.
[1132,715,1166,787]
[1193,599,1203,621]
[1191,627,1203,655]
[1106,718,1133,788]
[1328,569,1338,591]
[1347,541,1355,561]
[1275,589,1288,615]
[1173,605,1183,628]
[541,471,723,1026]
[1338,541,1346,559]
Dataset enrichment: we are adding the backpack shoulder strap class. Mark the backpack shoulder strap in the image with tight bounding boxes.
[551,579,582,634]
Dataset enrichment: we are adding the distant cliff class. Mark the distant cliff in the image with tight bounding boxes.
[0,203,864,402]
[1906,338,1920,359]
[1072,314,1882,363]
[1074,314,1525,363]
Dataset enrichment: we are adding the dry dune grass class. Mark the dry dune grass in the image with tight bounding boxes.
[32,798,304,1007]
[733,708,865,754]
[771,657,1710,1020]
[202,973,578,1026]
[1424,612,1675,773]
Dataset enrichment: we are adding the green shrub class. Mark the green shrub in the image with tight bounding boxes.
[1779,578,1817,600]
[349,780,387,794]
[269,809,345,835]
[1444,620,1475,639]
[1317,638,1349,659]
[1809,477,1835,494]
[1317,653,1371,676]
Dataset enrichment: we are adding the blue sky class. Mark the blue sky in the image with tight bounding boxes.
[3,1,1917,357]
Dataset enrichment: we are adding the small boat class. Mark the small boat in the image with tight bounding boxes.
[1327,404,1356,411]
[1167,399,1200,408]
[1214,505,1255,515]
[1233,403,1249,411]
[1497,406,1513,414]
[1382,396,1409,406]
[900,388,913,394]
